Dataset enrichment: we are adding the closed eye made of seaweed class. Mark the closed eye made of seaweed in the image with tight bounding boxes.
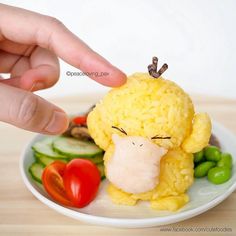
[151,135,171,140]
[111,126,127,135]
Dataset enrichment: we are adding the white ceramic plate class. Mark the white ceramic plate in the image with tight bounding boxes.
[20,121,236,228]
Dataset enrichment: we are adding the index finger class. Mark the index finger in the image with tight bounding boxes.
[0,3,127,87]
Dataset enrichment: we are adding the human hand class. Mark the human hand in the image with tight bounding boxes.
[0,4,126,134]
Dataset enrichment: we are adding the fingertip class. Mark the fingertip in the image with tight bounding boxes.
[91,66,127,87]
[90,69,127,87]
[110,69,127,87]
[44,109,69,135]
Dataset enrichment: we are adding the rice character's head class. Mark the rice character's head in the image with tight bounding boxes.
[88,72,195,150]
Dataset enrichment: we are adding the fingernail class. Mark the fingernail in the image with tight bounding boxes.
[30,82,45,91]
[29,83,36,91]
[45,111,67,133]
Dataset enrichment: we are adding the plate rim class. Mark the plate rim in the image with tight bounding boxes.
[19,120,236,228]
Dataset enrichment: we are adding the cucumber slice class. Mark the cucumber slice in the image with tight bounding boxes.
[32,137,67,159]
[97,163,105,180]
[28,162,44,184]
[35,151,102,166]
[34,152,68,166]
[69,154,104,164]
[52,137,103,158]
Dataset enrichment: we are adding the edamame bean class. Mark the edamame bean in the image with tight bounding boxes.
[194,150,204,163]
[207,167,231,184]
[204,145,221,162]
[194,161,216,178]
[217,153,233,169]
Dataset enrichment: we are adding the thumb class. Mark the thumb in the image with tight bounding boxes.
[0,83,69,134]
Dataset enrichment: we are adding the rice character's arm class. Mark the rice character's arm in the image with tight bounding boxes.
[182,113,212,153]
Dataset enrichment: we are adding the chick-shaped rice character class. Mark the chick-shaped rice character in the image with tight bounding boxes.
[87,57,211,211]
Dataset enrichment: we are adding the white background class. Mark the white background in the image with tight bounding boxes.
[1,0,236,98]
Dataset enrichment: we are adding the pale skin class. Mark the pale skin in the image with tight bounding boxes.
[0,4,126,134]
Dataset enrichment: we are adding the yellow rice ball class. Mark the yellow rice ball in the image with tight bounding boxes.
[87,72,211,211]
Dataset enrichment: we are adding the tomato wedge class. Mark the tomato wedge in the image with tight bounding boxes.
[42,161,72,206]
[72,116,87,125]
[63,159,101,208]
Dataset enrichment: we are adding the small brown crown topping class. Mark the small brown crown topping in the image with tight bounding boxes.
[148,56,168,78]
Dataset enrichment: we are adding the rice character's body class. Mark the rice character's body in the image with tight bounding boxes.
[87,72,211,211]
